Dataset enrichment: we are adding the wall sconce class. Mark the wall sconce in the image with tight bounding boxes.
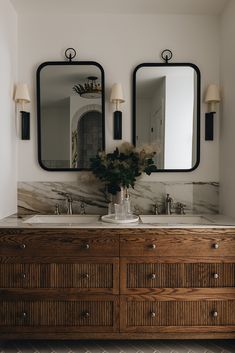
[204,84,220,141]
[110,83,125,140]
[14,83,31,140]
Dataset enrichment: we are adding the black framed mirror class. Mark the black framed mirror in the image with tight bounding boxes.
[133,63,200,172]
[37,61,105,171]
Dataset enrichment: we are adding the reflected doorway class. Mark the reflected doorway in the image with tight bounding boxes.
[77,110,102,168]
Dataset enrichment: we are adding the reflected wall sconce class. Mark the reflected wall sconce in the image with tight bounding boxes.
[204,84,220,141]
[14,83,31,140]
[110,83,125,140]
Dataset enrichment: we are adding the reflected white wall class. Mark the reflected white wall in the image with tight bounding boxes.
[164,69,194,169]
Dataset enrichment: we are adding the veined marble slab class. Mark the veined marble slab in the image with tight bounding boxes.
[18,177,219,216]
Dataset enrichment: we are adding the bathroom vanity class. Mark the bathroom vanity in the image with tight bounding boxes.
[0,217,235,340]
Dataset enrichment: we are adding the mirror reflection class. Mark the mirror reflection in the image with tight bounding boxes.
[134,64,200,171]
[37,63,105,170]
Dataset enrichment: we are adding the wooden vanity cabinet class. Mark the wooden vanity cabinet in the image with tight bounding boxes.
[0,227,235,339]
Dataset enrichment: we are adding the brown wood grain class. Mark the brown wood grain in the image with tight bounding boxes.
[1,227,235,339]
[121,258,235,292]
[0,295,119,332]
[1,332,235,339]
[0,258,119,294]
[120,232,235,257]
[120,296,235,332]
[0,229,119,257]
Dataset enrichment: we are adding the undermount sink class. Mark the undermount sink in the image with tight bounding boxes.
[140,215,214,225]
[23,215,100,224]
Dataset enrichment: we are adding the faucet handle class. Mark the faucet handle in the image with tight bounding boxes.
[54,204,60,215]
[176,202,186,215]
[153,203,160,215]
[80,202,86,215]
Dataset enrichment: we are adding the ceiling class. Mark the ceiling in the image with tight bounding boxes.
[10,0,229,15]
[137,66,195,98]
[40,64,101,106]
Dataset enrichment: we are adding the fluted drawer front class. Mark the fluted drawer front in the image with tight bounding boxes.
[0,261,118,291]
[125,262,235,289]
[121,299,235,331]
[51,263,114,289]
[126,263,182,289]
[0,264,50,288]
[0,298,117,331]
[120,231,235,257]
[0,229,118,257]
[185,263,235,288]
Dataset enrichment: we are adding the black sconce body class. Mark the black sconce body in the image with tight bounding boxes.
[113,110,122,140]
[21,111,30,140]
[205,112,215,141]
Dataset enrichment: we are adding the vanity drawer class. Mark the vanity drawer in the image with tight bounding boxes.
[121,259,235,292]
[120,230,235,257]
[0,229,119,257]
[120,296,235,332]
[0,296,119,332]
[0,258,119,293]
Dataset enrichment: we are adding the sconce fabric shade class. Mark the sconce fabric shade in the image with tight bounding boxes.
[205,84,220,112]
[14,83,31,103]
[110,83,125,103]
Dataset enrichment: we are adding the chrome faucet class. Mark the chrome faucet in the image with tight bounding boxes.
[165,193,173,215]
[66,195,73,215]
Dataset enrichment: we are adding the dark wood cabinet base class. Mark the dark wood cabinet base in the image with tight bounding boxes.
[1,227,235,340]
[1,332,235,340]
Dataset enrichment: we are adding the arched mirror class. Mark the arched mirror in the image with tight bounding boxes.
[133,62,200,172]
[37,60,105,171]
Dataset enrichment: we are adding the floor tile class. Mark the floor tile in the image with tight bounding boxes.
[0,340,234,353]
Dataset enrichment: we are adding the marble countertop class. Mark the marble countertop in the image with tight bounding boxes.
[0,214,235,229]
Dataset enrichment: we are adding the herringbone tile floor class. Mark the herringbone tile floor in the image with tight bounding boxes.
[0,341,234,353]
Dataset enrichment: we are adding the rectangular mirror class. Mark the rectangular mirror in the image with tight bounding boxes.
[37,62,105,171]
[133,63,200,171]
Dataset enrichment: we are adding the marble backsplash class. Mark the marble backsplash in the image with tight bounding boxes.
[18,175,219,216]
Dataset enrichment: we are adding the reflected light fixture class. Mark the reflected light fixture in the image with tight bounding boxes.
[110,83,125,140]
[204,84,220,141]
[14,83,31,140]
[73,76,102,99]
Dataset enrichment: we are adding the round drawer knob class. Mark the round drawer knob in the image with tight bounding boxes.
[83,273,89,279]
[149,244,156,250]
[212,311,218,318]
[22,312,27,318]
[21,273,27,279]
[150,311,156,318]
[213,273,219,279]
[82,311,90,318]
[150,273,157,280]
[213,243,219,249]
[83,243,90,250]
[20,243,26,250]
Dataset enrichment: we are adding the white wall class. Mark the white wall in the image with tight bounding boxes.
[42,98,70,164]
[164,70,194,169]
[136,98,151,145]
[17,13,220,182]
[0,0,17,219]
[220,0,235,217]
